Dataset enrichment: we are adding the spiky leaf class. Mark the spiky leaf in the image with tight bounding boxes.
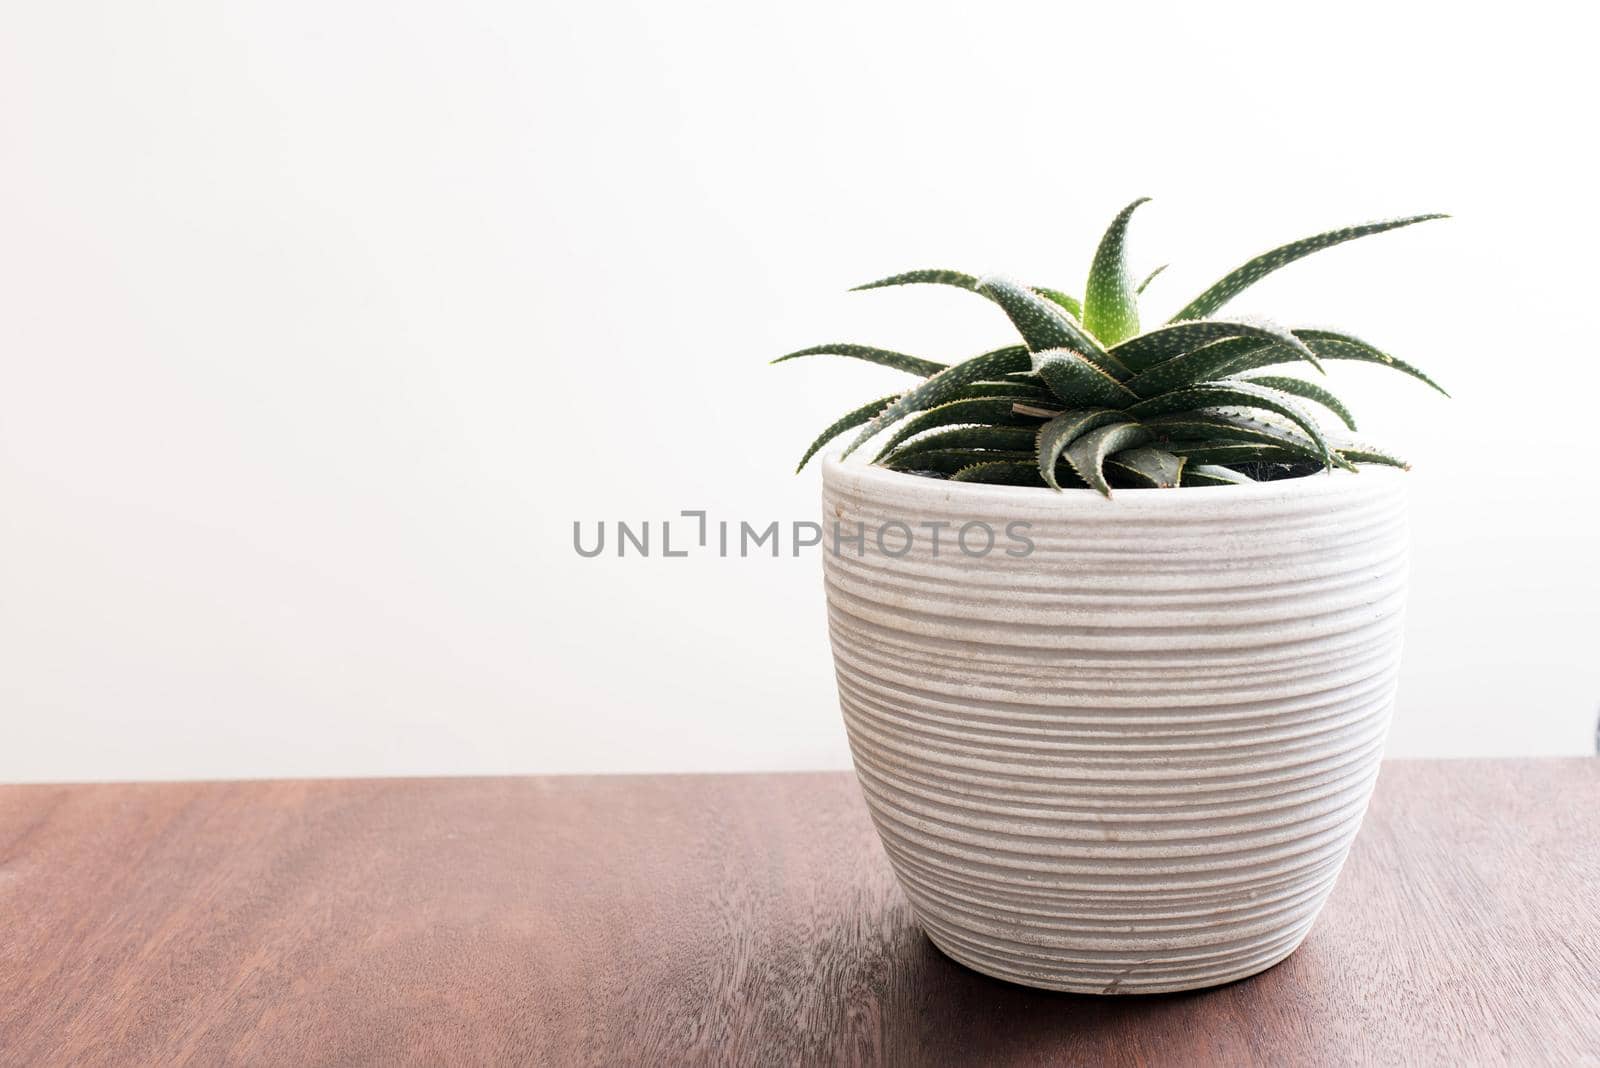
[874,396,1043,460]
[1182,463,1255,487]
[1290,329,1449,396]
[975,275,1128,376]
[1105,447,1185,488]
[1110,317,1318,375]
[1172,213,1448,322]
[1201,329,1447,396]
[1141,410,1332,465]
[1064,422,1152,497]
[851,269,978,293]
[1237,375,1357,430]
[1165,442,1311,466]
[1137,264,1167,296]
[952,379,1053,400]
[1127,381,1333,463]
[950,461,1052,486]
[771,344,946,377]
[1034,287,1084,320]
[1033,349,1141,408]
[882,447,1033,475]
[797,393,899,472]
[1330,439,1410,469]
[886,424,1038,460]
[841,346,1031,457]
[1083,197,1150,346]
[852,270,1088,324]
[1035,408,1125,490]
[1127,335,1310,397]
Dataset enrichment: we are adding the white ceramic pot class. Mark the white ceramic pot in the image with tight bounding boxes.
[820,456,1408,994]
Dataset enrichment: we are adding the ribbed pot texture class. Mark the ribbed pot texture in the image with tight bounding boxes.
[820,457,1408,994]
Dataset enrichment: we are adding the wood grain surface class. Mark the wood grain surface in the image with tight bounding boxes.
[2,759,1597,1066]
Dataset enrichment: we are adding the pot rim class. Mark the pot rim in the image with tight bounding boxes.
[820,451,1407,514]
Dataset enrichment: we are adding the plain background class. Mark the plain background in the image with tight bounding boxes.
[2,1,1596,782]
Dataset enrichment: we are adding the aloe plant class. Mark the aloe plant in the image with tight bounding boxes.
[776,201,1447,494]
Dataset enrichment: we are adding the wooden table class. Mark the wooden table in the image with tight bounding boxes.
[2,759,1597,1066]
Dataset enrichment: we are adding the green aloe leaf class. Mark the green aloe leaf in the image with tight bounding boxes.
[1290,329,1449,396]
[1140,410,1334,466]
[1035,408,1125,490]
[1202,329,1447,396]
[1165,442,1310,466]
[797,393,900,472]
[1064,422,1152,497]
[886,424,1038,459]
[882,447,1033,474]
[1171,213,1448,322]
[1110,317,1318,375]
[950,380,1054,402]
[850,269,979,293]
[1083,197,1150,346]
[853,268,1089,323]
[771,344,947,377]
[874,396,1044,460]
[1034,287,1085,320]
[1181,463,1255,486]
[1105,447,1185,488]
[950,461,1052,486]
[1127,381,1333,463]
[1032,349,1141,409]
[975,275,1129,376]
[852,270,1088,326]
[1238,374,1357,430]
[841,346,1031,458]
[1332,440,1410,469]
[1125,337,1275,397]
[1137,264,1167,295]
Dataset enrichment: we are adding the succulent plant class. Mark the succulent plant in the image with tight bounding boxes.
[777,200,1447,494]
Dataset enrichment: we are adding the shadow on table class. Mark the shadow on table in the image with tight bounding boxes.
[851,925,1282,1064]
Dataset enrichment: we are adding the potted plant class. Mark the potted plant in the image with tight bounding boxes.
[776,200,1447,994]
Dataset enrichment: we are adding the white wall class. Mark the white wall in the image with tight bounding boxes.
[2,0,1596,783]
